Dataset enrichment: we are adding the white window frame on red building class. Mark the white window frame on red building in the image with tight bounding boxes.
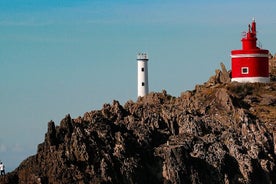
[241,67,249,74]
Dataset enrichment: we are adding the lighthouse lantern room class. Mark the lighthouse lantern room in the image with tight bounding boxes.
[231,19,270,83]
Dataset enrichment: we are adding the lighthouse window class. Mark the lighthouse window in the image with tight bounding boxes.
[241,67,249,74]
[142,82,145,86]
[141,68,144,72]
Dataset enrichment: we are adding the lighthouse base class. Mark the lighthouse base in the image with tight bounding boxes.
[231,77,270,83]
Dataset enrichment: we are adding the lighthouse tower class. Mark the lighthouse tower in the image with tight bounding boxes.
[137,53,149,97]
[231,19,270,83]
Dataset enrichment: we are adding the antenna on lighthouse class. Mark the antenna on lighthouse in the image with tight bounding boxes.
[137,52,149,97]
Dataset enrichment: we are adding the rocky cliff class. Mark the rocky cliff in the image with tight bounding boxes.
[1,63,276,184]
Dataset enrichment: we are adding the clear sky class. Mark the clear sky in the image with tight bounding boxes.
[1,0,276,171]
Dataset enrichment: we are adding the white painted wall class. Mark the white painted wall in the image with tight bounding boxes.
[137,53,149,97]
[231,77,270,83]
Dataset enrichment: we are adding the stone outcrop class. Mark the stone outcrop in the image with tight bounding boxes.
[206,62,231,86]
[1,64,276,184]
[269,53,276,81]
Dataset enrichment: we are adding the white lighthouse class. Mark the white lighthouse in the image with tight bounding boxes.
[137,53,149,97]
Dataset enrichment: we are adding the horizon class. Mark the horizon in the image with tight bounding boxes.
[1,0,276,172]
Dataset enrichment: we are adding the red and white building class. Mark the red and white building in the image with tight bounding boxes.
[231,19,270,83]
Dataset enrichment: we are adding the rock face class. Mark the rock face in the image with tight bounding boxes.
[1,64,276,184]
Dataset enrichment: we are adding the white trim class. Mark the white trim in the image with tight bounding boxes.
[231,54,269,58]
[231,77,270,83]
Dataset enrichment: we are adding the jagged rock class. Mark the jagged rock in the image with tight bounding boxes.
[1,71,276,184]
[219,62,231,84]
[206,62,231,86]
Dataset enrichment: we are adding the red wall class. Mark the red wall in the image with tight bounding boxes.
[231,57,269,78]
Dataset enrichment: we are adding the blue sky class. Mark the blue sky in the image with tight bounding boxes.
[1,0,276,171]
